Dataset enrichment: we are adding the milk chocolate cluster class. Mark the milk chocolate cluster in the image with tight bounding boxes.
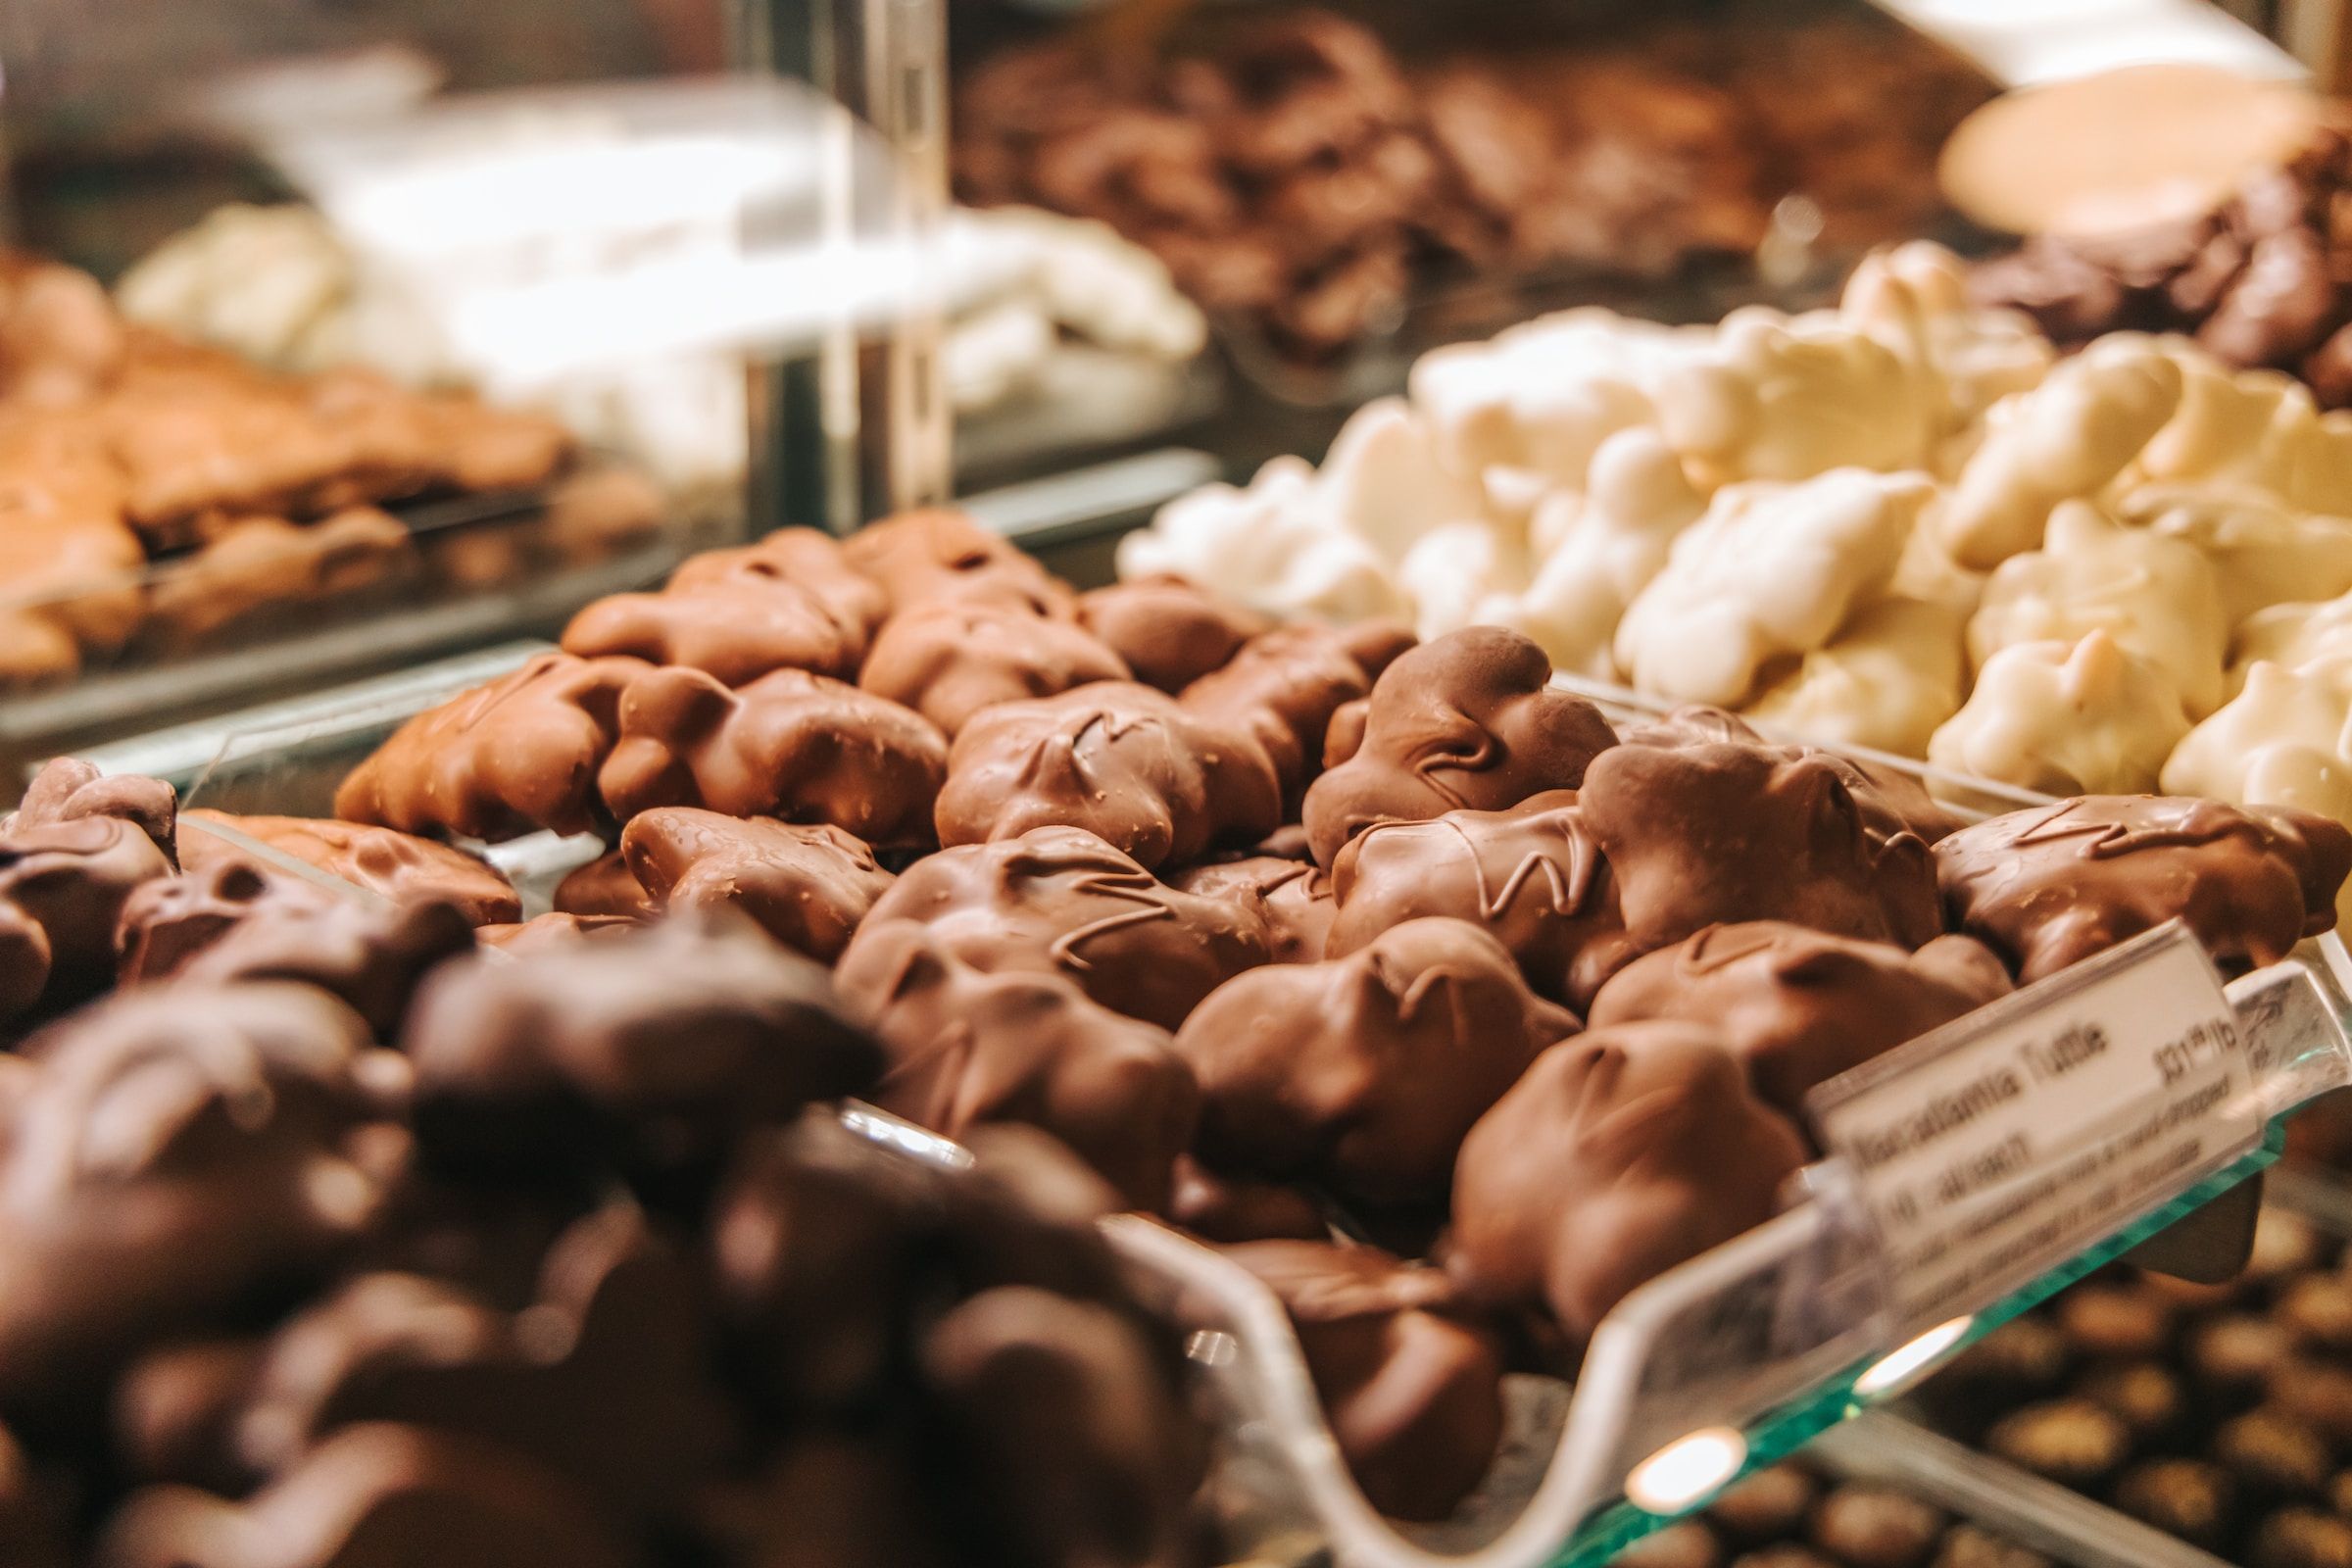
[316,522,2352,1529]
[0,842,1211,1567]
[0,258,602,690]
[1974,123,2352,401]
[956,7,1981,361]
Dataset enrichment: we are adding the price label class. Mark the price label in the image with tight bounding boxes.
[1808,922,2261,1330]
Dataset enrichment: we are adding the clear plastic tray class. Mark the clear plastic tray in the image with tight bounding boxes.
[66,640,2352,1568]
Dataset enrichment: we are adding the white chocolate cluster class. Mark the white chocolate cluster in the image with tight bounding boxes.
[1122,241,2352,841]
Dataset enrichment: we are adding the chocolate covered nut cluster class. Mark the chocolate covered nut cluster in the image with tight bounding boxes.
[1918,1205,2352,1564]
[316,518,2352,1532]
[0,261,589,691]
[956,7,1980,361]
[0,872,1211,1567]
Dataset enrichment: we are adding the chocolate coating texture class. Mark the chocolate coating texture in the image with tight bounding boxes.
[0,812,173,1025]
[620,808,895,962]
[1936,796,2352,981]
[843,825,1270,1032]
[835,918,1199,1210]
[936,680,1283,870]
[1168,1154,1328,1243]
[1220,1239,1505,1521]
[550,850,654,919]
[1328,789,1638,1007]
[1576,735,1947,960]
[1170,855,1337,965]
[0,983,405,1414]
[597,664,948,848]
[402,913,880,1191]
[93,1422,631,1568]
[1446,1020,1809,1344]
[180,811,519,926]
[1076,574,1269,692]
[334,651,647,841]
[1180,622,1379,806]
[1172,916,1579,1210]
[841,508,1076,617]
[859,598,1132,736]
[122,865,475,1039]
[8,756,176,858]
[1587,923,2013,1117]
[1301,626,1617,866]
[230,1203,728,1515]
[561,526,886,685]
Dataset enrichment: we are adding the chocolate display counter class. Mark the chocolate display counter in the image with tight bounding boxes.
[24,509,2352,1568]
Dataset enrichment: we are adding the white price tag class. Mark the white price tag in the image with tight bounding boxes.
[1808,922,2261,1330]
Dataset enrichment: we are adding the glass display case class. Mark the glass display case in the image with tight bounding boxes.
[0,0,956,771]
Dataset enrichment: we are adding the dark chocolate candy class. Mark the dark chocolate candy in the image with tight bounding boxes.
[1301,626,1617,866]
[1172,916,1579,1210]
[935,680,1283,870]
[845,825,1270,1031]
[1586,923,2011,1117]
[550,850,654,920]
[1446,1021,1808,1344]
[0,813,173,1024]
[597,664,948,848]
[334,651,648,841]
[181,811,519,927]
[919,1284,1207,1568]
[1220,1238,1505,1520]
[402,913,879,1189]
[0,984,405,1413]
[1328,790,1636,1007]
[834,917,1199,1210]
[92,1422,632,1568]
[620,808,895,962]
[232,1203,728,1513]
[859,598,1131,736]
[128,869,475,1039]
[1576,734,1946,958]
[1936,796,2352,981]
[561,526,886,684]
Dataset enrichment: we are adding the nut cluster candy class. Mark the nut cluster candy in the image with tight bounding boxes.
[304,512,2352,1536]
[0,263,585,693]
[561,527,887,685]
[1301,626,1617,864]
[956,7,1980,361]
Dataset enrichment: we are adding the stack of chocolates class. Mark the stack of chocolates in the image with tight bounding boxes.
[1918,1207,2352,1568]
[1610,1461,2053,1568]
[956,6,1984,362]
[291,508,2349,1525]
[0,251,658,691]
[0,757,1211,1567]
[1973,121,2352,407]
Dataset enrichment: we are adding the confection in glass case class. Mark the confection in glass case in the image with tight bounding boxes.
[0,0,957,766]
[20,5,2352,1568]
